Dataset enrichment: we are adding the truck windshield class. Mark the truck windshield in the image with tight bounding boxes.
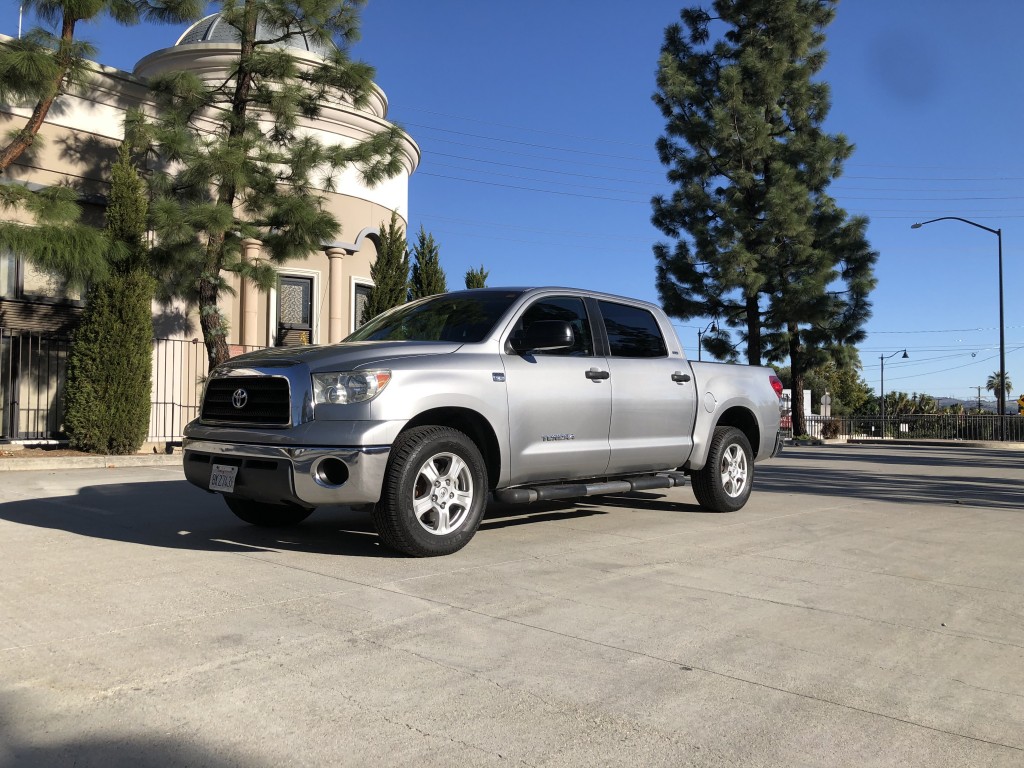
[345,290,524,343]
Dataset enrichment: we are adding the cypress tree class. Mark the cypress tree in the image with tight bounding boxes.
[464,264,488,289]
[409,227,447,299]
[652,0,876,436]
[362,210,409,323]
[64,142,154,454]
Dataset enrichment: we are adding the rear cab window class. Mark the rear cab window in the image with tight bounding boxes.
[597,300,668,358]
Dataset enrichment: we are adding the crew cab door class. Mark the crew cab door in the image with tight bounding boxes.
[502,295,611,484]
[597,299,698,474]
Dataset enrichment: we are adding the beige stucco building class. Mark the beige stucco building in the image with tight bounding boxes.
[0,19,419,441]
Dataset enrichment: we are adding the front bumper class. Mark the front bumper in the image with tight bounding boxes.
[183,439,391,508]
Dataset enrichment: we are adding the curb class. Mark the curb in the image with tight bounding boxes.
[0,454,183,472]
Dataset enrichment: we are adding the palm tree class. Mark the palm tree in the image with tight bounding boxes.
[986,371,1013,411]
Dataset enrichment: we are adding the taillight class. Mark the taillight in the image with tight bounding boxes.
[769,375,784,399]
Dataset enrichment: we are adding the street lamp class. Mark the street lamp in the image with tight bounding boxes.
[880,349,909,438]
[696,320,717,362]
[912,217,1005,440]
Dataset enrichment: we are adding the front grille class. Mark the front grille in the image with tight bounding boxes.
[201,376,291,426]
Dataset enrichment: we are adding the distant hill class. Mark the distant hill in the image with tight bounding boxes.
[936,397,996,413]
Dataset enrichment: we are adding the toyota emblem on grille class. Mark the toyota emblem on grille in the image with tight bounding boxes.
[232,388,249,409]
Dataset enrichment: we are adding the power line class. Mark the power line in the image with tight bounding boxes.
[394,106,651,148]
[409,123,655,162]
[417,171,649,203]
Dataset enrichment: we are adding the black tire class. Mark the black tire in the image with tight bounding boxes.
[224,497,314,527]
[692,426,753,512]
[372,426,488,557]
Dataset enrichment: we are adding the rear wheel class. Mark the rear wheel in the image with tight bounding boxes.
[692,426,753,512]
[372,426,487,557]
[224,497,314,527]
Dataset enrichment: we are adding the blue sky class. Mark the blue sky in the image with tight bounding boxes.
[6,0,1024,402]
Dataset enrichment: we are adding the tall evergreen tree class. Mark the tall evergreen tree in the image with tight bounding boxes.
[409,226,447,299]
[464,264,488,289]
[0,184,107,286]
[134,0,407,368]
[64,141,154,454]
[362,210,408,323]
[0,0,200,171]
[652,0,876,436]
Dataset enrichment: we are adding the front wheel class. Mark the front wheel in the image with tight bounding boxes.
[372,426,487,557]
[692,426,753,512]
[224,497,314,527]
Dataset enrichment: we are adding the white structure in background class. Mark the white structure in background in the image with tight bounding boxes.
[0,20,419,443]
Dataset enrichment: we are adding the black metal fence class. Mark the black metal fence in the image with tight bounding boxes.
[1,330,265,445]
[796,414,1024,442]
[0,329,71,440]
[4,326,1023,446]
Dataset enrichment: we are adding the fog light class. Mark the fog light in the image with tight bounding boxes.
[313,457,349,488]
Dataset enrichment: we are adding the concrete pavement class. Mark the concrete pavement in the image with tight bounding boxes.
[0,444,1022,767]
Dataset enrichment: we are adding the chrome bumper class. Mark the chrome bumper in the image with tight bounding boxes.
[183,439,391,507]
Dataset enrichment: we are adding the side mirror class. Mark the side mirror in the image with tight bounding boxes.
[510,320,574,353]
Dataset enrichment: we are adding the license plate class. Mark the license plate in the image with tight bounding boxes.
[209,464,238,493]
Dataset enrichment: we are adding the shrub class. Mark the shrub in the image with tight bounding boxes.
[64,270,154,454]
[819,421,843,438]
[820,418,842,439]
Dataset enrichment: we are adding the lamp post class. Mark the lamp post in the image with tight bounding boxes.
[696,320,717,362]
[880,349,909,439]
[912,217,1005,440]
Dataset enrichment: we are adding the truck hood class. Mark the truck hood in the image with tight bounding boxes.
[217,341,463,374]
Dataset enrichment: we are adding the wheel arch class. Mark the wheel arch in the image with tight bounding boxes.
[400,407,501,489]
[715,406,761,458]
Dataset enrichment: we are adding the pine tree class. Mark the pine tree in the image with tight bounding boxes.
[652,0,876,437]
[0,185,107,286]
[464,264,488,289]
[409,227,447,299]
[0,0,199,292]
[64,142,154,454]
[0,0,200,171]
[134,0,407,369]
[362,210,408,323]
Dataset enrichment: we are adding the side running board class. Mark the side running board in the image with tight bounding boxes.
[493,472,688,505]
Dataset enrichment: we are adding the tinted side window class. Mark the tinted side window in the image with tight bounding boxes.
[599,301,668,358]
[515,297,594,356]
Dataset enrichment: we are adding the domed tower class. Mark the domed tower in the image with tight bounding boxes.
[136,14,420,348]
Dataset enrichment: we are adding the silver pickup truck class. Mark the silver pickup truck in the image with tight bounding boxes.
[183,287,783,556]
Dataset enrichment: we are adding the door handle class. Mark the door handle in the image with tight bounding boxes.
[671,371,691,383]
[585,368,610,380]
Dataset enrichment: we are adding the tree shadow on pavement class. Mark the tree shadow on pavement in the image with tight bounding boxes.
[0,481,399,558]
[0,481,614,556]
[758,445,1024,509]
[0,691,271,768]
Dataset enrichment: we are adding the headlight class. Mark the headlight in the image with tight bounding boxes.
[312,370,391,405]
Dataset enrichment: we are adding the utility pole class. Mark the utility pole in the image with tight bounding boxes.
[975,385,982,412]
